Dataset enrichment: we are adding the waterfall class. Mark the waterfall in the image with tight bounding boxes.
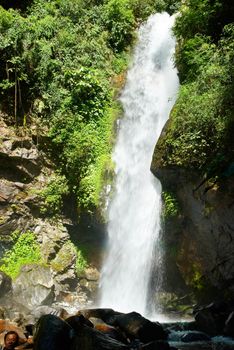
[99,12,179,317]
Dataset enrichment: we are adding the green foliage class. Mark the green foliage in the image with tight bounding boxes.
[161,1,234,174]
[174,0,234,42]
[102,0,135,51]
[0,0,175,215]
[75,247,88,274]
[162,191,179,218]
[0,231,43,279]
[174,0,234,82]
[127,0,181,19]
[174,0,220,40]
[174,35,215,82]
[40,173,69,215]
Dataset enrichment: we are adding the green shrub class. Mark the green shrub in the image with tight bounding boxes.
[102,0,135,51]
[162,191,179,218]
[161,2,234,175]
[75,247,88,274]
[0,231,43,279]
[128,0,167,19]
[40,173,69,216]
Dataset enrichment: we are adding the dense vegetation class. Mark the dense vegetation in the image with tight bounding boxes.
[0,0,179,216]
[0,230,43,278]
[159,0,234,180]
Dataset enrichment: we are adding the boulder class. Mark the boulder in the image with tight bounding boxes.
[12,265,55,310]
[25,305,62,325]
[193,302,228,336]
[141,340,170,350]
[70,324,128,350]
[77,309,167,343]
[112,312,167,343]
[66,315,94,331]
[224,311,234,338]
[94,323,128,344]
[77,308,122,325]
[33,314,73,350]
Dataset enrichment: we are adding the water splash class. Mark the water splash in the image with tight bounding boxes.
[99,12,179,317]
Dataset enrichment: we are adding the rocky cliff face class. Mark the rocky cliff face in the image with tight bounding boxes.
[0,116,48,236]
[151,124,234,303]
[0,114,102,314]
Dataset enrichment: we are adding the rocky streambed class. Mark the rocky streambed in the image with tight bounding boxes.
[0,294,233,350]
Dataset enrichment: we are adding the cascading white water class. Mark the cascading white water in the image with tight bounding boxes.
[99,12,179,317]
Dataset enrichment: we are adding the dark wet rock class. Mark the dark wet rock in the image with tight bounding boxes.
[224,311,234,337]
[89,317,106,326]
[141,340,171,349]
[77,308,122,325]
[77,309,167,343]
[112,311,167,343]
[15,342,33,350]
[33,314,73,350]
[66,315,94,331]
[25,324,34,337]
[181,331,211,342]
[193,302,228,336]
[194,308,219,336]
[70,324,128,350]
[94,322,128,344]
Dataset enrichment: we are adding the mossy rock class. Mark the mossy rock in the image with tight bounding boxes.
[50,241,76,274]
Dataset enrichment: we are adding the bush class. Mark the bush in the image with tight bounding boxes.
[39,173,69,216]
[0,231,43,279]
[76,247,88,274]
[102,0,135,51]
[161,2,234,175]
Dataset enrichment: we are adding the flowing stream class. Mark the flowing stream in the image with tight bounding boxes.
[99,12,179,317]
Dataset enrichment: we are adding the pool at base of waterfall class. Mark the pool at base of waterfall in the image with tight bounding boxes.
[163,321,234,350]
[169,338,234,350]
